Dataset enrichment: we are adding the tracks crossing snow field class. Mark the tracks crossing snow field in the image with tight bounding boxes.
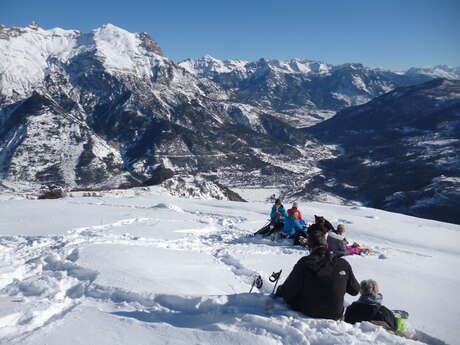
[0,193,459,345]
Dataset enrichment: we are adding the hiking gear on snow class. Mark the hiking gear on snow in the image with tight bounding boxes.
[249,275,263,292]
[275,247,359,320]
[269,270,282,295]
[254,221,283,236]
[393,310,409,319]
[254,222,271,235]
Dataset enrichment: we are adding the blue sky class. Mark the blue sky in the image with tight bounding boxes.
[1,0,459,70]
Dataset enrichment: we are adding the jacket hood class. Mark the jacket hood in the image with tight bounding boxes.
[328,231,345,241]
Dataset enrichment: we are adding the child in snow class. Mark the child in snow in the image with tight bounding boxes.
[331,224,370,255]
[327,224,348,256]
[345,279,415,338]
[279,211,306,239]
[287,201,303,220]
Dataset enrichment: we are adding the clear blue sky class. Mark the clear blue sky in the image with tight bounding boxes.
[1,0,459,70]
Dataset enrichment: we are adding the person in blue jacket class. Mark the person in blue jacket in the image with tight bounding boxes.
[254,199,289,236]
[280,211,306,238]
[270,199,288,231]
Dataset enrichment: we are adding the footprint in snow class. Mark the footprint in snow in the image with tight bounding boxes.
[365,215,379,219]
[337,219,353,224]
[151,203,184,213]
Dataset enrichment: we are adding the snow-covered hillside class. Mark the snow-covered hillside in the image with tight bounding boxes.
[0,188,458,344]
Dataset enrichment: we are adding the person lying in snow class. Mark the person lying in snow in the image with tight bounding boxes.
[328,224,370,255]
[287,201,303,220]
[345,279,415,338]
[275,231,360,320]
[306,215,335,236]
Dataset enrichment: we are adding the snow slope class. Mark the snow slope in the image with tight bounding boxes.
[0,188,458,344]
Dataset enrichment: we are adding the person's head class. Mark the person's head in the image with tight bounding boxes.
[275,199,282,207]
[290,211,299,220]
[307,231,328,250]
[360,279,379,296]
[337,224,345,234]
[292,201,298,208]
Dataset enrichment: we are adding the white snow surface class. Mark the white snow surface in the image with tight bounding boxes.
[0,189,458,345]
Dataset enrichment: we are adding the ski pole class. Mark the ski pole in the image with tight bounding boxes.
[249,275,263,293]
[269,270,282,295]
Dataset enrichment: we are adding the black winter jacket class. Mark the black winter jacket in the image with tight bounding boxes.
[275,247,360,320]
[344,301,397,331]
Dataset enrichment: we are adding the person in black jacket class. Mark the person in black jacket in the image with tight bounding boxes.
[275,231,360,320]
[344,279,397,331]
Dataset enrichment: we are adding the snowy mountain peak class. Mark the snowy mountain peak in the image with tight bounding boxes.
[92,23,165,74]
[0,23,166,102]
[179,56,249,76]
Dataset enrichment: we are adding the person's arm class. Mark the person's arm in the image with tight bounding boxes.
[346,264,360,296]
[275,261,304,303]
[379,306,398,331]
[281,207,289,218]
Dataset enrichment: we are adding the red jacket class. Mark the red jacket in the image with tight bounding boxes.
[287,207,302,220]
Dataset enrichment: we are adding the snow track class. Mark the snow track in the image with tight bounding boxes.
[0,195,458,344]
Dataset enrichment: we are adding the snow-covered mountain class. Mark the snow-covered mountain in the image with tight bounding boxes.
[179,56,438,126]
[0,23,328,192]
[1,189,459,344]
[1,23,459,224]
[406,65,460,80]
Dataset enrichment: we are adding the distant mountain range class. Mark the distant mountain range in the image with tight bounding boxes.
[303,78,460,224]
[0,23,459,223]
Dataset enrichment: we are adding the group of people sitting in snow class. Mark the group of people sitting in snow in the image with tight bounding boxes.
[255,198,413,339]
[256,199,369,255]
